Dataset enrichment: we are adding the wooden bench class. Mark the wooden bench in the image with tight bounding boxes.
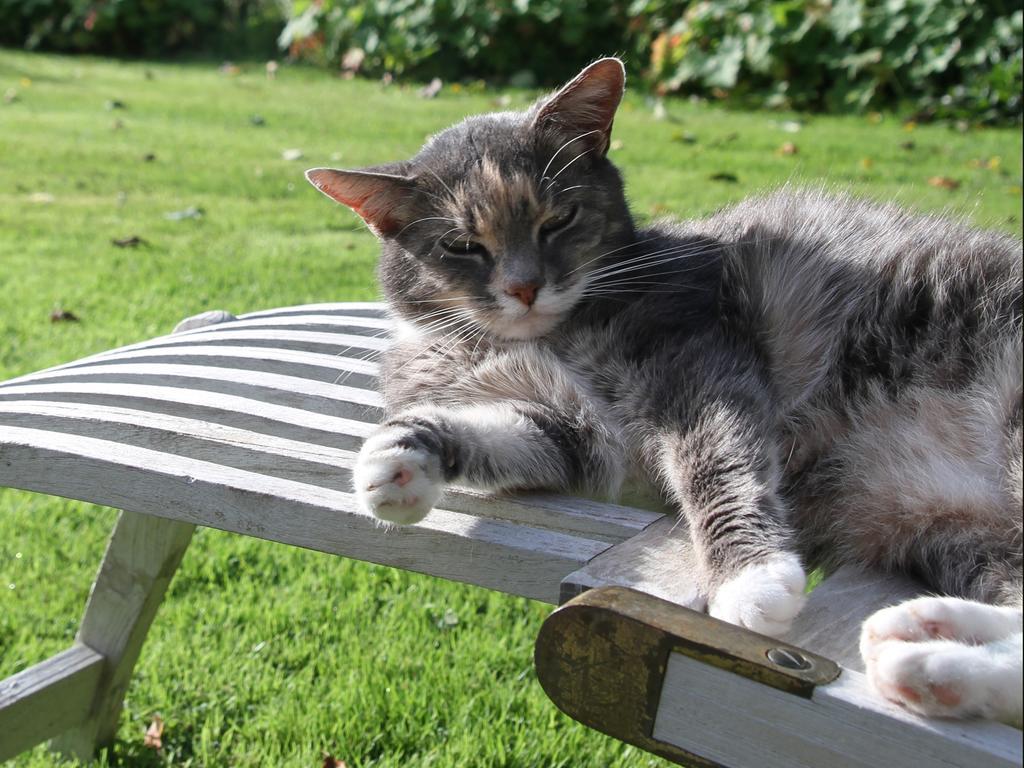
[0,303,1020,767]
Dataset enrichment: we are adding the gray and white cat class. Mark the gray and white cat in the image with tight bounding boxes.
[307,59,1023,725]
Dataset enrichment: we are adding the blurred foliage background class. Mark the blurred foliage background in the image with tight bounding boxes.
[1,0,1020,123]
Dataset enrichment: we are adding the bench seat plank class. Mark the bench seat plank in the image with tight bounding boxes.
[0,424,622,604]
[654,650,1021,768]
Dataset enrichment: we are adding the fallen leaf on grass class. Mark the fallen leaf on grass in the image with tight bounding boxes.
[928,176,960,190]
[104,99,126,111]
[28,192,54,204]
[419,78,443,99]
[144,715,164,749]
[609,139,624,151]
[671,131,698,144]
[709,172,739,183]
[112,235,146,248]
[164,206,204,221]
[341,48,365,75]
[899,141,916,151]
[50,309,79,323]
[282,148,304,161]
[709,132,739,148]
[322,751,347,768]
[777,142,798,156]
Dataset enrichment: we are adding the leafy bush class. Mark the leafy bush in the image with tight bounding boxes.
[647,0,1023,124]
[279,0,1021,124]
[0,0,283,57]
[277,0,640,84]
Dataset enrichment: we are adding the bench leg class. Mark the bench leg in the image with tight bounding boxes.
[51,510,194,760]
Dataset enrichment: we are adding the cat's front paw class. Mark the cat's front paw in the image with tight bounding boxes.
[708,553,806,636]
[353,425,445,525]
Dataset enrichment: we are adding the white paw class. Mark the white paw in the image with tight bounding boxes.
[864,637,1022,721]
[861,596,1021,661]
[708,553,806,636]
[353,427,444,525]
[861,597,1024,723]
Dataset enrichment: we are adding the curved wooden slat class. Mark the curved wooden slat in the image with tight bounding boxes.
[241,302,387,319]
[0,402,660,542]
[0,382,376,447]
[7,362,384,415]
[0,426,608,603]
[172,313,392,338]
[41,345,379,387]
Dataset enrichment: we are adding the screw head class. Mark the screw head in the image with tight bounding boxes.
[767,647,812,671]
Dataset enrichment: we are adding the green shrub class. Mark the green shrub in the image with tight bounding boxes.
[647,0,1022,124]
[277,0,641,84]
[278,0,1021,124]
[0,0,283,58]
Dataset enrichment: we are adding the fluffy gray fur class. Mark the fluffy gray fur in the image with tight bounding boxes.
[308,59,1023,721]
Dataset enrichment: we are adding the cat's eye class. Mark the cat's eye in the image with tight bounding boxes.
[539,205,578,240]
[439,237,489,261]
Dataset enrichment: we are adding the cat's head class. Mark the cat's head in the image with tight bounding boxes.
[306,58,634,340]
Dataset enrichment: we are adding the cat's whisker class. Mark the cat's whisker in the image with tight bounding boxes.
[541,147,595,192]
[583,238,730,275]
[417,164,457,203]
[538,130,602,185]
[583,234,777,282]
[394,216,460,239]
[582,249,721,283]
[566,234,667,275]
[550,184,589,197]
[403,296,476,304]
[585,258,719,285]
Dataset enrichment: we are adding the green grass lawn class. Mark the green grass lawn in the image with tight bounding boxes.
[0,49,1021,768]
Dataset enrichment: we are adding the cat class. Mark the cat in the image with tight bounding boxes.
[306,58,1023,725]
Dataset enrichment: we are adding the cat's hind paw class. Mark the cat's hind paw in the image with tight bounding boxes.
[860,596,1022,653]
[708,553,806,636]
[353,426,445,525]
[864,635,1023,723]
[861,597,1023,723]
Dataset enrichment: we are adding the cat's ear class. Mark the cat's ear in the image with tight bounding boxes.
[305,167,418,238]
[533,57,626,155]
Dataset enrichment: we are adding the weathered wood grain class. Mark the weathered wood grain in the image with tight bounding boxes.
[0,426,611,603]
[0,382,377,447]
[781,565,925,671]
[51,345,380,388]
[0,402,658,543]
[560,515,703,608]
[50,511,195,759]
[653,650,1022,768]
[0,645,104,762]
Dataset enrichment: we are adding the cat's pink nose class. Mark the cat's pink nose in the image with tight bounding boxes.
[504,282,539,307]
